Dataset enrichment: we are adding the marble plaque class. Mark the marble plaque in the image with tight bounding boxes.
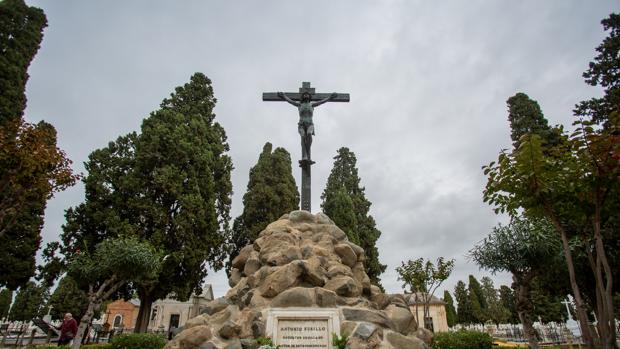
[265,308,340,349]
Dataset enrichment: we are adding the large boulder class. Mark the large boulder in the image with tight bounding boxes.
[384,304,415,335]
[386,332,428,349]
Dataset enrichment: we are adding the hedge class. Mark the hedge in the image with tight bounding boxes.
[431,330,493,349]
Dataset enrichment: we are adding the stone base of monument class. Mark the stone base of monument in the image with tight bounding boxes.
[164,211,431,349]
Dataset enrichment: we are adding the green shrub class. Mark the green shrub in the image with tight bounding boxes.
[431,330,493,349]
[256,336,279,348]
[109,333,166,349]
[332,333,348,349]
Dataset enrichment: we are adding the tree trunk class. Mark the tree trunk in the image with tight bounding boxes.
[513,273,539,349]
[424,300,431,330]
[134,293,154,333]
[547,210,597,348]
[71,295,99,349]
[72,275,122,349]
[592,203,616,349]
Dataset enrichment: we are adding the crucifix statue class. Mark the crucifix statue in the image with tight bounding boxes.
[263,82,350,211]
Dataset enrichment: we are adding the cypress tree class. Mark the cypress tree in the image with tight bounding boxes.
[468,275,488,324]
[47,276,90,321]
[0,0,77,290]
[499,285,519,324]
[454,280,472,325]
[482,276,510,326]
[321,147,386,285]
[322,188,359,245]
[59,73,233,333]
[443,290,458,327]
[132,73,234,332]
[0,289,12,319]
[228,142,299,269]
[506,93,558,149]
[531,277,568,324]
[8,281,47,321]
[0,0,47,125]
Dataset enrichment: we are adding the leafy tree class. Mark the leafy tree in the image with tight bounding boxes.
[481,277,510,327]
[468,275,488,324]
[8,281,47,321]
[228,142,299,270]
[0,0,77,290]
[499,285,519,324]
[454,280,472,325]
[469,216,560,349]
[570,13,620,348]
[48,276,90,321]
[396,257,454,329]
[321,147,386,285]
[67,237,160,349]
[443,290,457,328]
[483,14,619,348]
[0,288,12,319]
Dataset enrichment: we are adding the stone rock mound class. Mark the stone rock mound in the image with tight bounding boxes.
[165,211,430,349]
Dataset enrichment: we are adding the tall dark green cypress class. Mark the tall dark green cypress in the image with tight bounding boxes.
[322,188,359,245]
[499,285,519,324]
[59,73,233,333]
[0,288,12,319]
[531,277,568,324]
[506,93,558,149]
[454,280,472,325]
[47,276,90,321]
[443,290,458,327]
[0,0,47,125]
[575,13,620,127]
[228,142,299,271]
[468,275,488,324]
[321,147,386,286]
[0,0,77,291]
[8,281,47,321]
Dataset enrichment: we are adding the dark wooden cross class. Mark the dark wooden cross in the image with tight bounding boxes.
[263,82,350,212]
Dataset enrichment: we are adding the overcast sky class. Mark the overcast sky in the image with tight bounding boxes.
[24,1,617,299]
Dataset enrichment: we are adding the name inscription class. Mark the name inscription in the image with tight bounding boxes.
[277,319,330,349]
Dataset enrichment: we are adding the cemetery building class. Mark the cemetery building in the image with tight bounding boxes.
[149,285,214,332]
[405,292,449,332]
[103,299,140,331]
[103,285,214,332]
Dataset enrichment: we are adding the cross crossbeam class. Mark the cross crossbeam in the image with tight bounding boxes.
[262,92,350,102]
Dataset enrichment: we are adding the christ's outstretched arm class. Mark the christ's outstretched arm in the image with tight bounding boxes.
[277,92,300,107]
[312,92,338,107]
